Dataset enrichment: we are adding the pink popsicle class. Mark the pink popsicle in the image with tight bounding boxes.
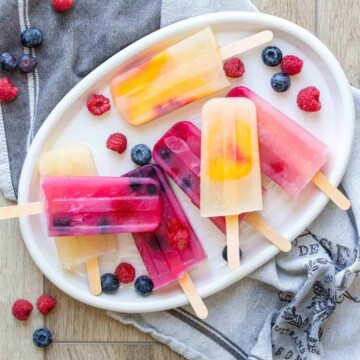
[124,164,207,289]
[41,176,161,237]
[226,86,328,196]
[153,121,249,233]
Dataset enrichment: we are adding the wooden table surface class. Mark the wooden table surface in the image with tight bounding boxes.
[1,1,359,359]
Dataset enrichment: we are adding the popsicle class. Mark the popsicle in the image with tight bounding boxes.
[110,27,273,126]
[40,145,118,296]
[41,176,162,237]
[200,98,263,270]
[153,121,291,252]
[226,86,350,210]
[124,164,208,319]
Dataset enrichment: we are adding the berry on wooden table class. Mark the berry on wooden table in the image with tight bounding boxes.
[12,299,33,320]
[36,294,57,315]
[33,328,53,348]
[0,78,18,102]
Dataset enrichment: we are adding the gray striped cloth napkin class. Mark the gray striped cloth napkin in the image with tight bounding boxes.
[1,1,359,359]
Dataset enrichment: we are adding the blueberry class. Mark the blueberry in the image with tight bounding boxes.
[261,46,283,67]
[0,52,17,70]
[271,72,291,93]
[33,328,52,348]
[146,183,158,195]
[53,218,71,227]
[149,236,161,250]
[134,275,154,296]
[131,144,152,165]
[222,246,243,262]
[101,273,119,294]
[130,182,143,192]
[182,177,192,188]
[158,147,171,160]
[20,27,43,48]
[18,54,37,73]
[99,218,110,227]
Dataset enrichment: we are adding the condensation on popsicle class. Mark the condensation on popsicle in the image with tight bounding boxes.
[41,176,162,237]
[124,164,206,289]
[38,145,118,271]
[200,98,263,216]
[110,27,230,126]
[226,86,328,196]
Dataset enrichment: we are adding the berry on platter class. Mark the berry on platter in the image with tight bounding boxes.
[36,294,57,315]
[18,54,37,73]
[33,328,53,348]
[12,299,33,320]
[222,246,243,262]
[297,86,321,112]
[261,46,283,67]
[51,0,74,12]
[87,94,111,116]
[270,72,291,93]
[101,273,120,294]
[131,144,152,165]
[223,57,245,78]
[115,262,136,284]
[281,55,303,76]
[106,133,127,154]
[20,27,43,48]
[134,275,154,296]
[0,52,18,71]
[0,78,19,102]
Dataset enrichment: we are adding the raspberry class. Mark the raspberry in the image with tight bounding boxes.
[87,94,111,116]
[166,219,189,251]
[36,294,57,315]
[223,57,245,78]
[51,0,74,12]
[0,78,18,102]
[297,86,321,112]
[12,299,33,320]
[106,133,127,154]
[281,55,303,75]
[115,262,135,284]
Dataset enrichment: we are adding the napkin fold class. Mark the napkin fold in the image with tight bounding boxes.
[1,0,359,359]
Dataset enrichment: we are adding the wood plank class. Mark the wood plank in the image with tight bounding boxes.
[45,281,152,342]
[253,0,316,33]
[45,343,183,360]
[0,196,44,360]
[318,0,360,87]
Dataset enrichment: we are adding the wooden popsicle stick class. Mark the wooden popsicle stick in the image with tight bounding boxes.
[178,272,208,319]
[245,213,291,252]
[311,171,350,210]
[86,257,102,296]
[0,201,42,220]
[220,30,273,60]
[226,215,240,270]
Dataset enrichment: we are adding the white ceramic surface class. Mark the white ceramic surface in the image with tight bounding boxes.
[18,12,355,313]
